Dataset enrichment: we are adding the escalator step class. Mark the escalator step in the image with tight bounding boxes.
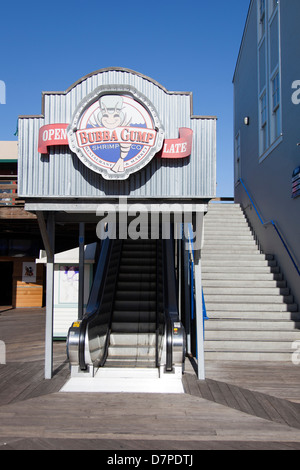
[104,359,157,368]
[118,273,156,282]
[108,346,156,358]
[114,300,156,311]
[117,281,157,291]
[120,258,156,266]
[111,322,156,333]
[119,265,156,274]
[112,310,156,323]
[121,249,156,256]
[115,291,156,301]
[110,333,156,346]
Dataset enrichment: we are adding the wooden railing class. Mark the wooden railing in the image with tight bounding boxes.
[0,178,25,207]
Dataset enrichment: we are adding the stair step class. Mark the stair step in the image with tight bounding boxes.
[204,221,250,228]
[203,242,258,249]
[205,311,300,320]
[203,287,290,295]
[202,272,282,281]
[204,340,298,351]
[207,203,241,207]
[202,266,280,273]
[203,246,259,254]
[202,279,286,287]
[205,319,300,331]
[205,302,298,312]
[204,237,256,244]
[202,253,267,260]
[205,329,300,340]
[202,259,276,267]
[204,294,294,304]
[204,351,294,361]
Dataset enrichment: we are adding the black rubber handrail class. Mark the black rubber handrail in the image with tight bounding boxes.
[98,240,123,368]
[155,240,160,368]
[78,238,113,370]
[162,237,180,372]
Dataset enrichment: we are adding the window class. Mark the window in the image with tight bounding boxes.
[272,73,280,110]
[259,0,266,39]
[271,72,280,139]
[260,93,268,152]
[235,132,241,184]
[257,0,281,159]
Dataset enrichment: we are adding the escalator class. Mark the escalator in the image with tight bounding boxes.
[67,236,186,379]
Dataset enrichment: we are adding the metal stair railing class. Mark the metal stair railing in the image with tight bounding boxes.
[239,178,300,277]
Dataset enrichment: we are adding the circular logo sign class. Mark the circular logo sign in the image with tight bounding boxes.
[67,85,164,180]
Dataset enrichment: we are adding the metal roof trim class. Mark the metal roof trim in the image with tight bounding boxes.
[18,67,217,121]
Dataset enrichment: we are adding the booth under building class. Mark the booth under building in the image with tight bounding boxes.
[18,67,217,389]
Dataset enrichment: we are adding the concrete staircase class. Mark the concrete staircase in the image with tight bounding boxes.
[202,203,300,361]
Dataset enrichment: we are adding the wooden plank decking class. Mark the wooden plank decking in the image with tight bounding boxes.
[0,308,300,450]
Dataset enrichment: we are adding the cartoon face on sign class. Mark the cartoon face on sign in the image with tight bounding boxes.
[67,87,164,180]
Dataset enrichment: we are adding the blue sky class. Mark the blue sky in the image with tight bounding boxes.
[0,0,249,196]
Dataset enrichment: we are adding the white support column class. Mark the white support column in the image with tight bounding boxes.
[45,213,55,380]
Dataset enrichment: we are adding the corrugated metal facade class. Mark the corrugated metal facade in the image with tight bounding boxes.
[18,68,216,200]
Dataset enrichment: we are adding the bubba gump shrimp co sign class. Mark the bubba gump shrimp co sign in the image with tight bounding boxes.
[38,85,193,180]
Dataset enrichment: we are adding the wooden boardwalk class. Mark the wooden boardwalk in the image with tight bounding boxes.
[1,308,300,450]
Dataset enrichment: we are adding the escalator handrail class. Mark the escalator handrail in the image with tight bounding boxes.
[155,240,160,368]
[98,240,123,368]
[78,238,113,370]
[162,238,179,371]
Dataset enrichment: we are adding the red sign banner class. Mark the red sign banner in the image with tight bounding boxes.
[159,128,193,159]
[38,124,192,160]
[38,124,68,154]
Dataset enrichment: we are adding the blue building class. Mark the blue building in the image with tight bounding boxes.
[233,0,300,307]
